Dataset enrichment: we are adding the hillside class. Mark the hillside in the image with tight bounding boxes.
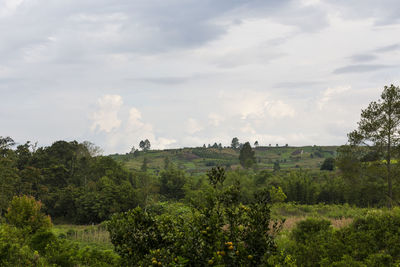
[110,145,338,174]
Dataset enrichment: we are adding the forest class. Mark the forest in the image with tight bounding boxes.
[1,85,400,266]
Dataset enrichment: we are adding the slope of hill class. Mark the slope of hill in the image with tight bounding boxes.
[110,145,338,174]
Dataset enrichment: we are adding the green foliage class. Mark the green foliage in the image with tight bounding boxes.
[239,142,256,168]
[139,139,151,151]
[348,84,400,207]
[231,137,239,149]
[107,167,281,266]
[269,186,287,203]
[6,195,52,234]
[0,196,120,266]
[273,161,281,172]
[320,157,335,171]
[277,209,400,266]
[0,224,48,266]
[159,165,186,200]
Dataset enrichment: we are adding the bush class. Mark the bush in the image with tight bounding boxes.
[107,167,282,266]
[290,218,345,266]
[280,209,400,266]
[6,195,52,234]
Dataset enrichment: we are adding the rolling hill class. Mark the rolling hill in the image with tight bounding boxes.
[110,145,338,174]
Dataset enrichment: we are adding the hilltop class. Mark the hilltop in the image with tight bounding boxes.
[110,145,338,174]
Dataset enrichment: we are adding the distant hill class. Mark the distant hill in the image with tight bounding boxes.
[110,145,338,175]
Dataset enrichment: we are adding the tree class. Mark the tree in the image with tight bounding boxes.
[239,142,256,168]
[0,136,15,150]
[273,161,280,172]
[82,141,103,157]
[321,158,335,171]
[163,156,170,169]
[6,195,52,234]
[129,146,136,154]
[231,137,239,149]
[139,139,151,151]
[159,166,186,200]
[141,157,149,172]
[254,141,259,147]
[348,84,400,208]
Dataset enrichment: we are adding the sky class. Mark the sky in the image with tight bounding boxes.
[1,0,400,154]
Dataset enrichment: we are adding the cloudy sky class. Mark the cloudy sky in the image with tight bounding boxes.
[1,0,400,154]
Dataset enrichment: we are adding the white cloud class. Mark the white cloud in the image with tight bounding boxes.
[0,0,23,17]
[186,118,203,134]
[154,137,177,149]
[218,90,295,120]
[264,100,295,118]
[318,86,351,110]
[90,94,177,153]
[91,95,123,133]
[208,113,224,126]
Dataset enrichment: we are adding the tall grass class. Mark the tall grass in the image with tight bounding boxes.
[271,202,373,219]
[53,223,112,250]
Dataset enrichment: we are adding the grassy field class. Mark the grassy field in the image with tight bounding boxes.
[270,203,374,232]
[53,223,113,250]
[110,145,338,174]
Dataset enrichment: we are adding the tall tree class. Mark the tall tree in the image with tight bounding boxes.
[82,141,103,157]
[159,165,186,200]
[231,137,239,149]
[348,84,400,207]
[141,157,149,172]
[139,139,151,151]
[239,142,256,168]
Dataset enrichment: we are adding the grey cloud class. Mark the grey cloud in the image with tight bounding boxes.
[333,64,393,74]
[374,44,400,53]
[329,0,400,26]
[0,0,295,64]
[274,81,322,88]
[130,76,190,85]
[349,54,377,63]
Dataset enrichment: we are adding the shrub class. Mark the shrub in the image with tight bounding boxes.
[290,218,345,266]
[5,195,52,234]
[281,209,400,266]
[107,167,282,266]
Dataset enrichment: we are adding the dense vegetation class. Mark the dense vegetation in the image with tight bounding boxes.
[1,85,400,266]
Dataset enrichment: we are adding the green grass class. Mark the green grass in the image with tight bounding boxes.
[111,146,338,174]
[271,202,371,219]
[53,223,113,250]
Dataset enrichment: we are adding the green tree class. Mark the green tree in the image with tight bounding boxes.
[139,139,151,151]
[0,136,15,153]
[320,158,335,171]
[163,156,170,169]
[273,161,280,172]
[348,84,400,207]
[239,142,256,168]
[231,137,239,149]
[6,195,52,234]
[81,141,103,157]
[159,166,186,200]
[141,157,149,172]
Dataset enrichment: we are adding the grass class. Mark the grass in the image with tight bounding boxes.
[279,216,353,231]
[53,223,113,250]
[271,202,365,252]
[111,146,338,174]
[271,202,372,219]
